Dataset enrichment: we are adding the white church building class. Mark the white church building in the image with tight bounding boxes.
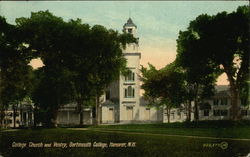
[57,18,163,125]
[101,18,163,124]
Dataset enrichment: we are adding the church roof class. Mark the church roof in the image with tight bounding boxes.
[102,100,115,106]
[213,85,230,98]
[123,18,137,28]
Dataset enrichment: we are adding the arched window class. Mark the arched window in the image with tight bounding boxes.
[128,86,132,97]
[124,86,135,98]
[125,71,135,82]
[105,90,110,100]
[128,28,133,34]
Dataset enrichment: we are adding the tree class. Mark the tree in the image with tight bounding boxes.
[17,11,136,126]
[141,63,186,123]
[31,67,75,127]
[16,11,77,127]
[176,5,249,120]
[0,16,33,128]
[53,19,136,126]
[86,26,136,125]
[176,30,220,121]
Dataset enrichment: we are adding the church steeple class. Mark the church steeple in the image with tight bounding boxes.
[123,18,137,37]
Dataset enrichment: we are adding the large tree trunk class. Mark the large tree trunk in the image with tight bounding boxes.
[230,85,240,121]
[193,84,199,121]
[0,106,5,128]
[79,104,84,126]
[50,107,59,128]
[194,99,199,121]
[77,98,84,126]
[166,106,171,123]
[224,66,240,121]
[80,111,83,126]
[33,104,40,128]
[186,100,192,122]
[13,104,16,128]
[95,96,98,125]
[77,99,83,126]
[33,108,36,127]
[20,108,23,127]
[95,94,101,125]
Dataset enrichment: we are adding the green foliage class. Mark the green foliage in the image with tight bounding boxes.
[0,16,33,107]
[31,67,76,126]
[141,63,186,108]
[15,10,137,126]
[92,120,250,130]
[176,5,249,120]
[0,126,250,157]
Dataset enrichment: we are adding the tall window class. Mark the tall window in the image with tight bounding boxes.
[124,86,135,98]
[241,110,247,116]
[213,110,228,116]
[128,28,132,34]
[213,110,220,116]
[204,110,209,116]
[241,99,247,106]
[213,99,219,106]
[105,90,110,100]
[125,71,135,82]
[220,99,228,105]
[220,110,228,116]
[171,113,175,119]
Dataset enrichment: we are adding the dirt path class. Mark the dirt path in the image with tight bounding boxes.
[67,128,89,131]
[0,129,20,132]
[68,128,250,142]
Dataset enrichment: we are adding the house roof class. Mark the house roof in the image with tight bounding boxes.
[199,102,212,110]
[215,85,230,92]
[213,90,231,98]
[204,85,230,98]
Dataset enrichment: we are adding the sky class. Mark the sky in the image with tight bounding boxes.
[0,1,248,85]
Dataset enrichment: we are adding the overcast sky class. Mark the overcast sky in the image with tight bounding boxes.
[0,1,248,85]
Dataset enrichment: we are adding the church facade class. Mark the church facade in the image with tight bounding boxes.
[101,18,163,124]
[102,18,142,124]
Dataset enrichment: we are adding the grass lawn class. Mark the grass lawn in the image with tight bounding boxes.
[0,121,250,157]
[89,121,250,139]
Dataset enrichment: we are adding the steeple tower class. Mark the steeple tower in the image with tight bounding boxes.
[117,18,141,123]
[123,18,139,53]
[123,18,137,37]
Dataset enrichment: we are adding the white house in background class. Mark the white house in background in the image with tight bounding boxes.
[1,108,21,128]
[165,85,250,123]
[199,85,250,120]
[163,105,194,123]
[57,103,92,125]
[1,100,34,128]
